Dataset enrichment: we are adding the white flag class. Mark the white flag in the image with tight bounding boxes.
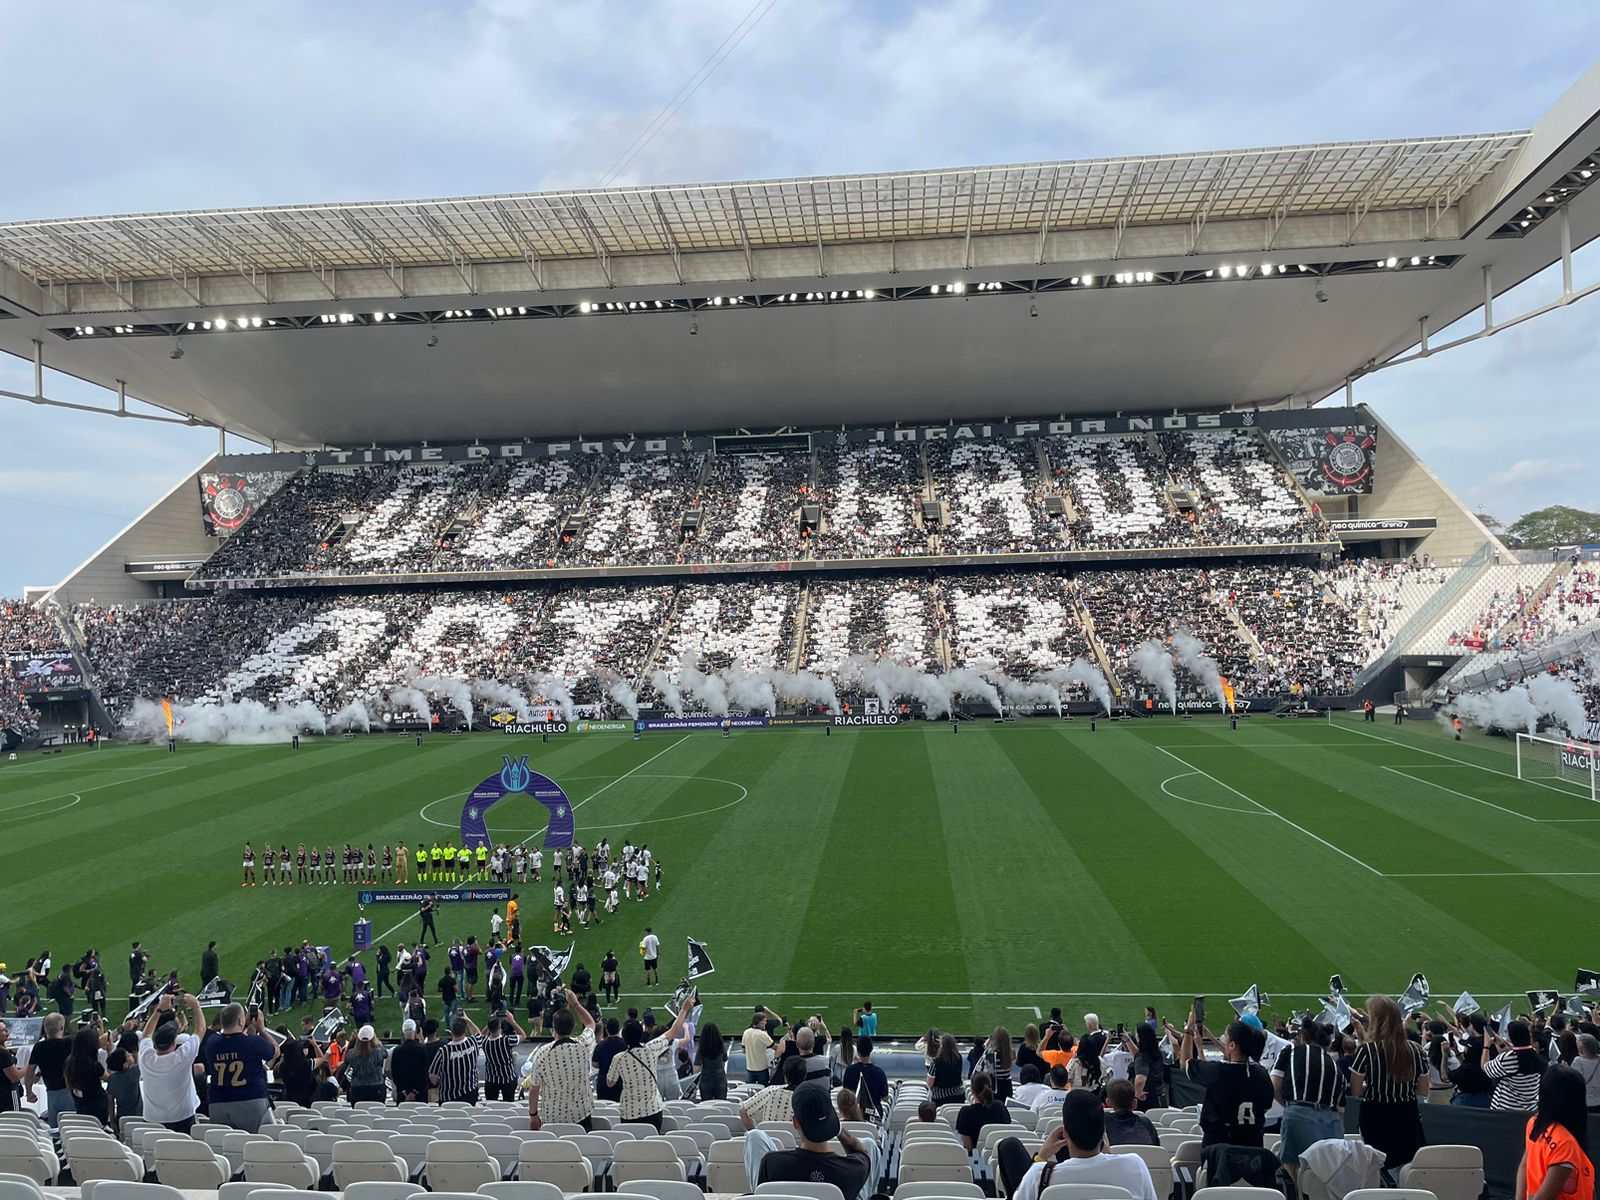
[1229,984,1261,1017]
[1452,991,1479,1016]
[1399,973,1429,1017]
[1319,994,1353,1033]
[1492,1002,1513,1038]
[686,937,715,980]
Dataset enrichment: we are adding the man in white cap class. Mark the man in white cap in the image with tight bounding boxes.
[138,991,206,1132]
[387,1019,429,1104]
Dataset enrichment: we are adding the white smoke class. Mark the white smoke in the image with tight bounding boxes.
[998,676,1062,716]
[1526,673,1589,738]
[412,674,474,727]
[1450,686,1539,734]
[607,679,641,720]
[528,675,577,722]
[678,653,729,716]
[838,655,954,718]
[649,669,684,717]
[722,662,776,715]
[329,699,371,733]
[471,679,532,720]
[1130,640,1178,713]
[1171,631,1227,706]
[126,697,327,745]
[773,669,841,715]
[940,668,1003,714]
[387,686,433,724]
[1044,659,1113,714]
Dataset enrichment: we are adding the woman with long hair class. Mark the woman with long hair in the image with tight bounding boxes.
[928,1033,965,1105]
[1132,1022,1167,1110]
[1069,1028,1104,1094]
[64,1026,109,1125]
[1017,1024,1046,1077]
[1516,1064,1594,1200]
[1350,995,1429,1167]
[340,1025,388,1104]
[955,1069,1012,1150]
[696,1022,728,1101]
[982,1026,1015,1101]
[275,1026,318,1108]
[1483,1021,1548,1112]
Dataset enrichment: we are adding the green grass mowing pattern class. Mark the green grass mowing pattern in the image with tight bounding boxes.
[3,712,1597,1035]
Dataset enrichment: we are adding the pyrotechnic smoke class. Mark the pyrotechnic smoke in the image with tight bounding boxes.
[722,662,776,715]
[607,679,641,720]
[329,700,371,733]
[412,674,474,727]
[471,679,532,720]
[528,676,577,722]
[649,669,684,717]
[678,653,729,716]
[1526,673,1589,737]
[1044,659,1113,714]
[838,655,954,718]
[997,676,1063,716]
[1450,686,1539,734]
[127,698,326,745]
[939,668,1003,714]
[1171,631,1226,706]
[387,686,433,724]
[772,669,841,715]
[1130,640,1178,713]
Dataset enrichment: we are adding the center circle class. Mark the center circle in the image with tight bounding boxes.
[417,773,748,833]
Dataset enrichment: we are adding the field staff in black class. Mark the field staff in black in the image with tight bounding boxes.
[430,1014,484,1104]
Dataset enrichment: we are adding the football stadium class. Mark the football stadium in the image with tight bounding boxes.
[3,15,1600,1199]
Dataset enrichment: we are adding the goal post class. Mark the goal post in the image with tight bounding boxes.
[1516,732,1600,803]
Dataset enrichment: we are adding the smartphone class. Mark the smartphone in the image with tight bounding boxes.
[1193,996,1206,1029]
[1115,1022,1125,1039]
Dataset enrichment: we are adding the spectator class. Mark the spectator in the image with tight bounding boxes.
[25,1013,72,1128]
[65,1025,110,1125]
[741,1055,808,1128]
[968,1025,1016,1102]
[1516,1064,1594,1200]
[1024,1064,1072,1113]
[0,1022,22,1114]
[1485,1020,1548,1113]
[339,1025,387,1103]
[1017,1025,1047,1078]
[1179,1010,1274,1148]
[842,1035,888,1115]
[138,993,204,1131]
[1350,995,1428,1167]
[752,1079,873,1197]
[956,1070,1012,1150]
[1574,1034,1600,1111]
[1001,1090,1159,1200]
[855,1002,878,1037]
[742,1009,781,1084]
[381,1019,425,1104]
[275,1027,319,1109]
[429,1015,484,1105]
[1104,1079,1160,1146]
[530,991,597,1128]
[1273,1019,1345,1170]
[916,1099,938,1122]
[927,1032,966,1105]
[592,1017,625,1103]
[696,1022,728,1101]
[203,1002,278,1132]
[481,1012,525,1102]
[606,1003,692,1129]
[1132,1022,1168,1110]
[105,1046,140,1124]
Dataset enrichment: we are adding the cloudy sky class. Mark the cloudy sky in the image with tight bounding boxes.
[2,1,1599,593]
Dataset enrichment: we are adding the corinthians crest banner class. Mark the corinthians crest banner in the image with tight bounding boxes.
[1263,424,1377,495]
[460,755,574,851]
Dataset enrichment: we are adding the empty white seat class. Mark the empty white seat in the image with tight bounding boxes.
[1397,1145,1484,1200]
[222,1132,275,1177]
[302,1132,351,1180]
[0,1137,57,1186]
[706,1139,748,1193]
[1108,1145,1174,1200]
[425,1141,499,1193]
[78,1184,186,1200]
[609,1139,686,1187]
[516,1140,591,1192]
[153,1138,232,1189]
[1191,1189,1286,1200]
[0,1175,46,1200]
[755,1182,847,1200]
[341,1182,426,1200]
[66,1136,144,1184]
[476,1135,522,1179]
[479,1181,567,1200]
[894,1182,985,1199]
[898,1139,973,1187]
[617,1180,706,1200]
[242,1140,319,1189]
[1041,1186,1135,1200]
[215,1182,297,1200]
[332,1140,411,1189]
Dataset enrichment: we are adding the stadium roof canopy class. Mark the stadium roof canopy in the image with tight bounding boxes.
[3,63,1600,448]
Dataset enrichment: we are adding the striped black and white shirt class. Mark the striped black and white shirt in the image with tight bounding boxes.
[606,1035,670,1119]
[1485,1049,1544,1111]
[483,1033,521,1086]
[532,1028,597,1124]
[1272,1044,1345,1108]
[430,1035,482,1102]
[1350,1041,1424,1103]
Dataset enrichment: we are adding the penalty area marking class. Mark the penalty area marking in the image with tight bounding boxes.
[0,793,81,824]
[417,773,749,832]
[1158,771,1257,815]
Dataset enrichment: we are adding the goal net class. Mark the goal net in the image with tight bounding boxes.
[1516,733,1600,802]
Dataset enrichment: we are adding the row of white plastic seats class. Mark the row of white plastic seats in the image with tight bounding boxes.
[0,1176,861,1200]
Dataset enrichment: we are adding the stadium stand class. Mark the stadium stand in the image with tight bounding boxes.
[1411,562,1555,653]
[1326,559,1457,665]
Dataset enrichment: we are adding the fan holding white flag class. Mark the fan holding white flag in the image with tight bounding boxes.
[1399,973,1429,1017]
[1229,984,1263,1018]
[1452,992,1479,1017]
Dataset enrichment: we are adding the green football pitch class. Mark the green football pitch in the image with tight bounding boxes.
[3,712,1597,1035]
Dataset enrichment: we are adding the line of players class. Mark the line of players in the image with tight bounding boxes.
[550,840,662,934]
[241,841,411,887]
